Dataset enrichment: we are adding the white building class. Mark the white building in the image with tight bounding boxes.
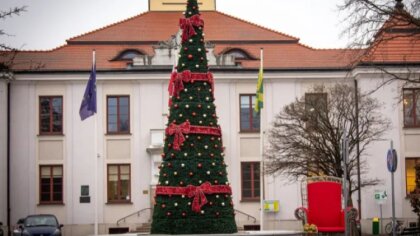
[1,0,419,235]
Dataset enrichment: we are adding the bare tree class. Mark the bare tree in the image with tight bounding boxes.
[339,0,420,88]
[0,6,26,73]
[265,83,390,198]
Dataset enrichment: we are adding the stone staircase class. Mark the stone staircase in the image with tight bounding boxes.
[130,222,151,233]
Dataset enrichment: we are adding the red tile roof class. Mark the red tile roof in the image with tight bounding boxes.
[68,11,298,43]
[5,10,416,72]
[362,12,420,64]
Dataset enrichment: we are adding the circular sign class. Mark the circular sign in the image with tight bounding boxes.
[387,149,398,173]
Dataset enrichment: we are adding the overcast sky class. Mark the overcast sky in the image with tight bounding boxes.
[0,0,349,50]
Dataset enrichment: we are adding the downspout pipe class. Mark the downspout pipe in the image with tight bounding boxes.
[7,80,11,236]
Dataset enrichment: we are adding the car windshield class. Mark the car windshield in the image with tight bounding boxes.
[24,216,57,227]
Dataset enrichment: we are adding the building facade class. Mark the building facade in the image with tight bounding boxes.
[1,0,419,235]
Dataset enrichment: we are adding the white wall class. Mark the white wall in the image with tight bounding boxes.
[10,81,36,223]
[0,79,8,227]
[8,68,418,234]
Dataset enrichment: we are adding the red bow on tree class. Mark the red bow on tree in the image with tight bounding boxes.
[186,182,212,212]
[179,14,204,43]
[168,70,192,97]
[166,121,191,151]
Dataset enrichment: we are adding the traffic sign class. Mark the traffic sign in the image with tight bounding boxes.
[387,149,397,173]
[374,190,387,205]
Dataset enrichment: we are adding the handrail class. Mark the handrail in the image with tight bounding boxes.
[234,209,257,224]
[116,208,152,226]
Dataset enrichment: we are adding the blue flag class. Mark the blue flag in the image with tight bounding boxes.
[79,61,97,120]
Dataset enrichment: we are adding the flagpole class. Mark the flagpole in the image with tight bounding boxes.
[259,48,265,231]
[92,50,99,236]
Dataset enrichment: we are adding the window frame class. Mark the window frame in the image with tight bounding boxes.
[304,92,327,129]
[106,95,130,134]
[39,96,63,135]
[239,94,260,133]
[406,157,420,196]
[107,164,131,203]
[403,88,420,128]
[39,165,63,205]
[240,162,261,201]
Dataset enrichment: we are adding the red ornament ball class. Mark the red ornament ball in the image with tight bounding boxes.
[166,212,171,216]
[180,181,184,186]
[197,163,202,168]
[167,163,172,167]
[214,180,219,184]
[161,204,166,208]
[192,112,196,116]
[197,104,202,108]
[189,172,194,176]
[184,47,188,51]
[188,54,193,60]
[216,212,220,217]
[182,212,187,217]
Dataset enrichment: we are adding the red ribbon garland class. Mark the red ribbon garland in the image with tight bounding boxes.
[179,14,204,43]
[168,70,214,98]
[156,182,232,212]
[165,121,221,151]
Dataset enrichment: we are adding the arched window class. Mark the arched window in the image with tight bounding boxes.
[113,49,145,61]
[222,48,255,60]
[217,48,256,66]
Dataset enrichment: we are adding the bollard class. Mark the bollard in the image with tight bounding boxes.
[372,217,380,235]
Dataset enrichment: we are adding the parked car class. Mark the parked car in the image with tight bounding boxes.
[15,215,63,236]
[12,218,25,235]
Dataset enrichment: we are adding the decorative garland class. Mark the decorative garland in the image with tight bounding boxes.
[179,14,204,43]
[166,121,221,151]
[156,182,232,212]
[168,70,214,97]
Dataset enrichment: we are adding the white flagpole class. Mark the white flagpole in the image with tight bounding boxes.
[92,50,99,236]
[259,48,265,231]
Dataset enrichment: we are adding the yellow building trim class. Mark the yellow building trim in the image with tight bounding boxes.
[149,0,216,11]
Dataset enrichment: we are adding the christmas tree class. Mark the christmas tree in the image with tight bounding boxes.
[150,0,238,234]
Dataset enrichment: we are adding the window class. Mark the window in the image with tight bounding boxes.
[107,96,130,134]
[39,96,63,134]
[304,93,327,129]
[403,88,420,127]
[40,165,63,204]
[107,164,131,203]
[240,94,260,132]
[113,49,144,61]
[406,158,420,195]
[241,162,260,201]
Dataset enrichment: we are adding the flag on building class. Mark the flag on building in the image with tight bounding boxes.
[255,49,264,113]
[79,51,97,120]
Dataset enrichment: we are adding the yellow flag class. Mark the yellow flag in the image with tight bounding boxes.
[255,49,263,113]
